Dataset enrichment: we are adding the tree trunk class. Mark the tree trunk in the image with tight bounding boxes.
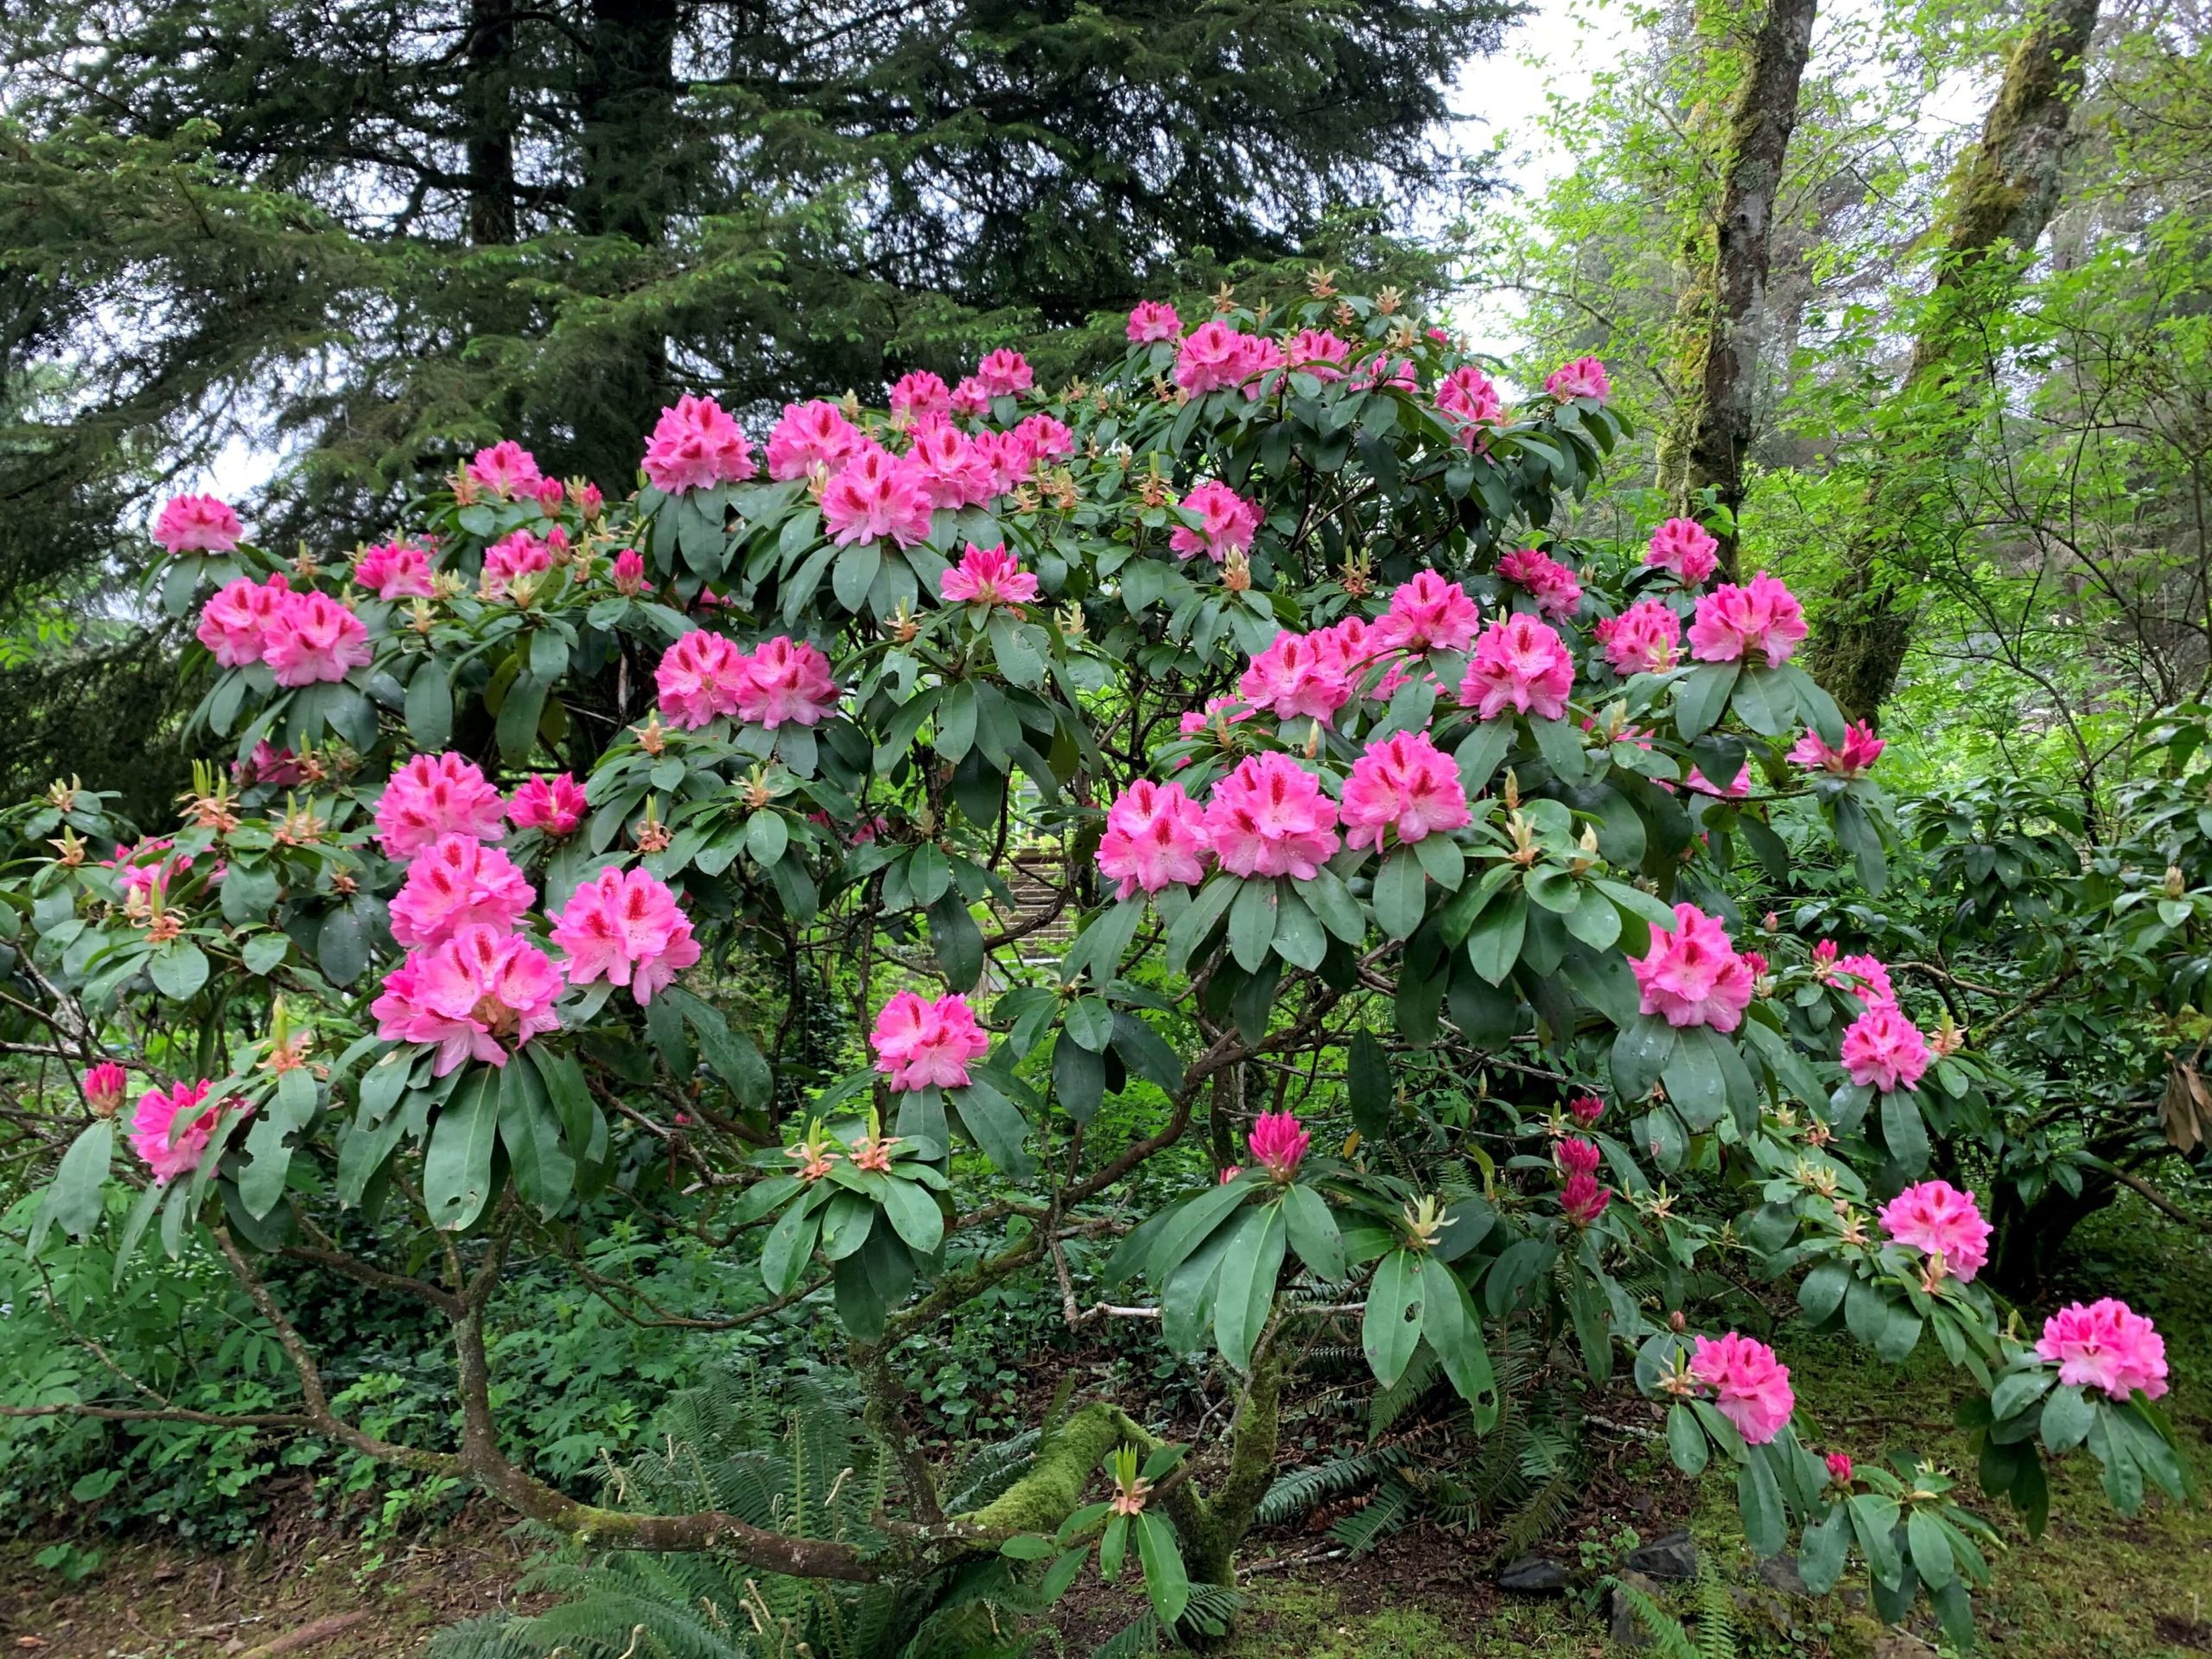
[1661,0,1820,575]
[464,0,518,245]
[1986,1172,2114,1299]
[1806,0,2103,722]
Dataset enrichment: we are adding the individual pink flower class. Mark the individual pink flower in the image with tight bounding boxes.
[1741,950,1770,977]
[1096,779,1210,899]
[906,420,995,510]
[551,865,702,1005]
[1497,548,1584,620]
[1248,1110,1311,1181]
[1790,721,1886,779]
[195,574,291,667]
[1236,334,1287,396]
[104,836,190,899]
[976,348,1033,397]
[1434,365,1504,441]
[235,741,304,788]
[263,591,372,688]
[1822,950,1896,1008]
[1630,904,1756,1032]
[1459,614,1575,721]
[1218,1165,1243,1184]
[507,773,588,837]
[1544,356,1612,402]
[467,440,543,497]
[577,482,605,518]
[1646,518,1720,586]
[1568,1094,1605,1128]
[1683,763,1751,798]
[1341,730,1471,852]
[372,924,562,1075]
[1380,572,1481,653]
[1127,301,1181,342]
[821,444,935,549]
[1317,614,1397,695]
[482,530,554,600]
[82,1063,128,1117]
[1174,320,1254,396]
[375,753,510,859]
[1239,631,1353,724]
[940,541,1039,608]
[870,991,991,1092]
[1690,1333,1794,1445]
[735,637,838,728]
[534,476,566,512]
[1169,480,1262,563]
[2035,1299,2169,1401]
[156,494,244,555]
[389,835,537,949]
[1202,753,1341,880]
[610,548,648,596]
[1014,412,1075,461]
[1826,1452,1854,1485]
[1878,1180,1993,1282]
[129,1080,228,1183]
[950,376,991,417]
[887,370,951,421]
[1593,599,1682,675]
[766,399,866,480]
[655,630,749,728]
[970,429,1035,495]
[1556,1137,1602,1178]
[1560,1171,1612,1228]
[354,542,436,600]
[643,394,757,493]
[1355,353,1418,391]
[1840,1005,1931,1092]
[1688,572,1808,667]
[1287,328,1352,379]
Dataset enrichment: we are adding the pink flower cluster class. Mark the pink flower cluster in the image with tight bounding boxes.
[1840,1004,1931,1091]
[1435,365,1504,442]
[483,530,556,599]
[870,991,990,1092]
[1241,630,1355,723]
[643,394,757,493]
[195,577,372,686]
[1561,1171,1611,1227]
[1878,1179,1992,1281]
[1568,1094,1606,1127]
[1380,573,1481,654]
[354,542,436,600]
[1170,481,1263,563]
[2035,1299,2169,1401]
[1340,730,1470,852]
[507,772,588,837]
[1557,1137,1602,1177]
[1630,903,1756,1033]
[888,371,950,420]
[1789,721,1885,779]
[1688,572,1808,667]
[1544,356,1612,402]
[1204,752,1341,880]
[372,924,563,1076]
[1594,600,1681,675]
[1459,614,1575,721]
[1645,518,1719,586]
[1127,301,1181,342]
[1689,1332,1794,1445]
[1248,1110,1311,1181]
[83,1063,129,1116]
[390,836,536,949]
[654,632,837,730]
[1816,944,1896,1007]
[129,1080,233,1183]
[940,542,1038,607]
[1496,548,1582,620]
[375,753,510,859]
[156,494,244,555]
[1175,321,1281,397]
[550,866,702,1006]
[976,348,1033,397]
[1097,780,1210,899]
[467,441,543,498]
[766,400,865,480]
[821,445,934,549]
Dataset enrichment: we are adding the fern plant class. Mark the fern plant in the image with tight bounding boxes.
[1606,1565,1740,1659]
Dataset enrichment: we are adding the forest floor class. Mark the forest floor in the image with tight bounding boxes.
[5,1195,2207,1659]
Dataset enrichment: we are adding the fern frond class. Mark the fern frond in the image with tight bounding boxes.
[1326,1474,1416,1554]
[1255,1445,1409,1526]
[1694,1562,1738,1659]
[1606,1577,1700,1659]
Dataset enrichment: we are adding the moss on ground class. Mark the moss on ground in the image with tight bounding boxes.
[1215,1580,1593,1658]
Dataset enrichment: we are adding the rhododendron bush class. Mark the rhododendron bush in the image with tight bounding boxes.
[2,283,2191,1645]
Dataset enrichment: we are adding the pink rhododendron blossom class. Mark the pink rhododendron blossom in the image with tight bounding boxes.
[1840,1005,1931,1091]
[354,542,435,600]
[1790,721,1886,778]
[375,753,509,858]
[1097,779,1210,899]
[1174,321,1255,395]
[1127,301,1181,341]
[976,348,1033,397]
[1459,614,1575,721]
[2036,1299,2169,1401]
[1594,600,1682,674]
[766,400,865,480]
[1287,328,1352,379]
[1823,951,1896,1008]
[1560,1171,1612,1227]
[195,574,291,667]
[1168,480,1262,562]
[1878,1179,1993,1282]
[1544,356,1612,402]
[467,441,543,497]
[1240,631,1353,724]
[642,394,757,493]
[551,866,702,1005]
[1380,572,1481,653]
[611,548,647,595]
[482,530,554,599]
[1688,572,1808,666]
[950,376,991,417]
[1556,1137,1602,1178]
[1248,1110,1311,1181]
[389,835,537,949]
[1014,412,1075,461]
[372,924,562,1075]
[1497,547,1584,620]
[1689,1333,1794,1445]
[507,773,588,837]
[970,429,1035,495]
[104,837,191,899]
[577,482,604,518]
[1434,365,1504,440]
[235,741,304,788]
[1741,950,1770,977]
[1630,904,1756,1032]
[1235,334,1287,396]
[870,991,990,1091]
[906,421,995,510]
[1645,518,1720,586]
[1826,1452,1854,1485]
[129,1080,227,1183]
[821,445,935,549]
[940,542,1039,608]
[535,476,566,512]
[262,590,372,688]
[1355,353,1418,391]
[887,370,950,420]
[735,637,838,728]
[1340,730,1471,851]
[1218,1165,1242,1184]
[1317,614,1398,694]
[156,494,244,555]
[82,1063,127,1116]
[655,630,750,728]
[1569,1094,1606,1128]
[1175,696,1255,763]
[1202,753,1341,880]
[1683,763,1751,799]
